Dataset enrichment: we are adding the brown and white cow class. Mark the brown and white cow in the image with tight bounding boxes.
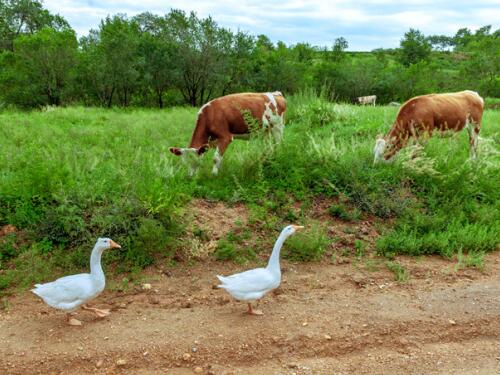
[373,90,484,163]
[170,91,286,175]
[357,95,376,106]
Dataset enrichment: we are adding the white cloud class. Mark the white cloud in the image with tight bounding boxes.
[43,0,500,50]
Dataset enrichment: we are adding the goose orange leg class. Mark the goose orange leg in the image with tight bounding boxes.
[247,303,263,316]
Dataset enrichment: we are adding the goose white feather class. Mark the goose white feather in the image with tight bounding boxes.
[217,224,303,315]
[32,237,120,325]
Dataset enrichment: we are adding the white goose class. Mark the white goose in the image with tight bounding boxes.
[32,237,121,326]
[217,224,303,315]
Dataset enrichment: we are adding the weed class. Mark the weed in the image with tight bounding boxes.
[385,261,410,282]
[455,248,485,271]
[354,239,366,258]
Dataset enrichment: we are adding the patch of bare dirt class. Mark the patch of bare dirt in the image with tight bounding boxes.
[1,251,499,374]
[0,224,17,237]
[177,200,250,260]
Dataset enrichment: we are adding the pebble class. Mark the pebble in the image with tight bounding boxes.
[96,359,104,368]
[183,353,192,361]
[302,322,308,327]
[193,366,203,374]
[116,359,127,366]
[449,319,457,325]
[324,334,332,340]
[149,296,160,305]
[142,283,152,290]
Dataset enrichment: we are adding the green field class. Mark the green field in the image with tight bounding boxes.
[0,95,499,293]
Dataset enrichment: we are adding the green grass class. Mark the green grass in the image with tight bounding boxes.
[0,94,499,292]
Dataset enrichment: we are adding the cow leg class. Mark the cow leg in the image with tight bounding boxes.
[212,136,231,175]
[269,113,285,143]
[466,120,480,159]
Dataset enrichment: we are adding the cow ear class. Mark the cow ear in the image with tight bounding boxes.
[197,144,209,155]
[170,147,183,156]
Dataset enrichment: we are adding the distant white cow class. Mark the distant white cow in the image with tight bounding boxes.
[357,95,376,106]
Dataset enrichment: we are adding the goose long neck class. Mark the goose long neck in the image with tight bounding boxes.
[90,245,104,280]
[267,231,288,273]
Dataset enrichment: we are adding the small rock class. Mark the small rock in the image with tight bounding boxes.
[287,363,299,368]
[182,301,193,309]
[142,283,152,290]
[116,359,127,366]
[96,360,104,368]
[449,319,456,325]
[324,334,332,340]
[302,322,308,327]
[148,296,160,305]
[193,366,203,374]
[192,347,198,353]
[182,353,192,361]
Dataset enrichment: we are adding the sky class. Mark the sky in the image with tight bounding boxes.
[44,0,500,51]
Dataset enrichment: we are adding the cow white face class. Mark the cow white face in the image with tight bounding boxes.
[373,137,387,164]
[169,147,207,176]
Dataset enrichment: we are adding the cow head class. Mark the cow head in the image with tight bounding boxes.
[373,134,387,164]
[169,145,209,175]
[169,145,208,157]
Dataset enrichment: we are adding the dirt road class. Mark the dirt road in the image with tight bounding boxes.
[1,253,499,374]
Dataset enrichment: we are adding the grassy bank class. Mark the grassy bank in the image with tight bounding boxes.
[0,96,499,292]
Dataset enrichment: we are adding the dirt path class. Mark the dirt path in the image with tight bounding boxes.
[1,253,499,375]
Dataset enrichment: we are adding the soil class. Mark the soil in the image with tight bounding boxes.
[1,250,499,375]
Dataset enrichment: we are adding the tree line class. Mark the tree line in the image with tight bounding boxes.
[0,0,498,109]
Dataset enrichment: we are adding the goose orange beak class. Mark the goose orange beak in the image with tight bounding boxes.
[109,240,121,249]
[292,225,305,231]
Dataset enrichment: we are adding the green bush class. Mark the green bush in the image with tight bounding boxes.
[284,226,331,261]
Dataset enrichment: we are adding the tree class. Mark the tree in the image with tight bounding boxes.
[1,27,77,106]
[77,15,141,107]
[398,29,431,66]
[0,0,68,51]
[166,10,232,106]
[331,37,348,62]
[458,27,500,97]
[427,35,454,51]
[134,13,179,108]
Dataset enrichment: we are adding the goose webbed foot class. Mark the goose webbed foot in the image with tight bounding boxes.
[82,304,111,318]
[66,313,82,326]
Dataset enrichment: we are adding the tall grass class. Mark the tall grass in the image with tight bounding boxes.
[0,95,499,291]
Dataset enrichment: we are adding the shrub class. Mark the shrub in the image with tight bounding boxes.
[284,225,330,261]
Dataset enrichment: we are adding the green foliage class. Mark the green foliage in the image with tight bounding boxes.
[0,0,69,51]
[214,231,256,264]
[398,28,432,67]
[1,27,77,107]
[0,2,498,107]
[284,226,330,261]
[328,203,361,222]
